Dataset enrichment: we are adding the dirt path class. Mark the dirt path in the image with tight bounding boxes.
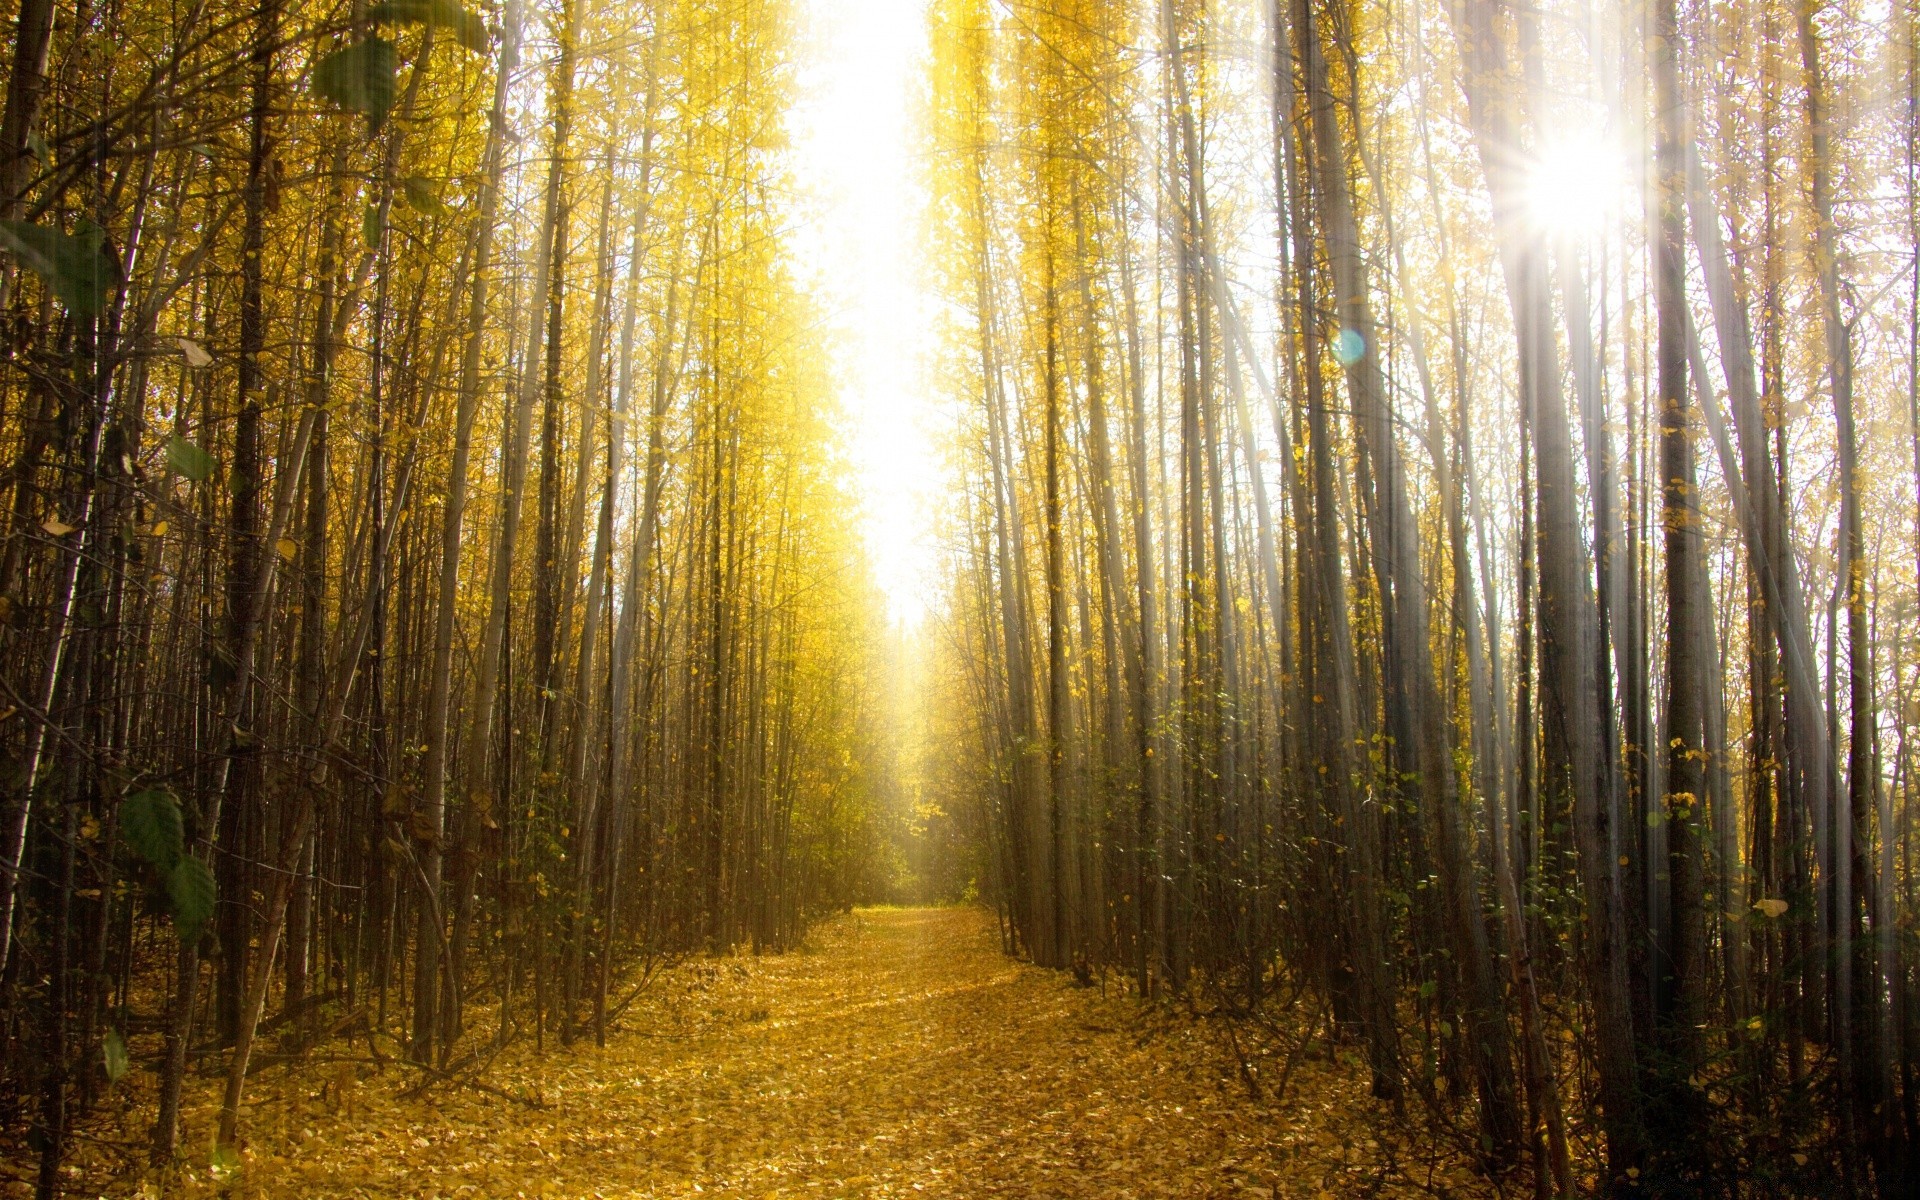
[129,907,1487,1198]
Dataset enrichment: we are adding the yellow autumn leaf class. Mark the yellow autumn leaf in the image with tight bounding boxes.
[276,537,298,561]
[1753,898,1789,919]
[42,517,74,537]
[150,520,168,537]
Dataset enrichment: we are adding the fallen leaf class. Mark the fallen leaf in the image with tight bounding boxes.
[176,336,212,367]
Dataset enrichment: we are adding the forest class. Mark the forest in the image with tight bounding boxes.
[0,0,1915,1194]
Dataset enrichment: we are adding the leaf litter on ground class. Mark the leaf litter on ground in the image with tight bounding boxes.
[51,907,1492,1199]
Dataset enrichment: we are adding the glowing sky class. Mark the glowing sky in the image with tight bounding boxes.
[789,0,938,626]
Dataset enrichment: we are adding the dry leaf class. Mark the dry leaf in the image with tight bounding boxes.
[42,517,74,537]
[176,336,212,367]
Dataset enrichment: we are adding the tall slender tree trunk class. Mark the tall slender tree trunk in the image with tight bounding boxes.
[562,164,622,1040]
[1648,0,1710,1173]
[444,0,569,1062]
[1451,0,1643,1176]
[1796,1,1884,1170]
[1301,0,1518,1152]
[426,0,522,1057]
[1042,202,1068,971]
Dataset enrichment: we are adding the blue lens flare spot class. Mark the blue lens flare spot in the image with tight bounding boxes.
[1331,328,1365,367]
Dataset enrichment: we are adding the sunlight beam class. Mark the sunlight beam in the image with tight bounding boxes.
[789,0,937,627]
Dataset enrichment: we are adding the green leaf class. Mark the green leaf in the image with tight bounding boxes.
[363,203,384,248]
[167,855,216,945]
[118,789,184,872]
[165,435,215,482]
[0,219,120,317]
[312,39,398,128]
[401,176,449,217]
[103,1028,130,1085]
[367,0,489,52]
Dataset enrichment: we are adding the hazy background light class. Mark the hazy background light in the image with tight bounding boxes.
[790,0,938,628]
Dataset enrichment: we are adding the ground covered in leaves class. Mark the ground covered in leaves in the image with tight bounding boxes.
[62,907,1494,1198]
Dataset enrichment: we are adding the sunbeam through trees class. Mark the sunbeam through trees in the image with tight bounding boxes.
[0,0,1917,1195]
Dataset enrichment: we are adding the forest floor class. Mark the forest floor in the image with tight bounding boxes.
[70,907,1495,1199]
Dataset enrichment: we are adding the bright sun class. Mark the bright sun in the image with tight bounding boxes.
[1523,131,1624,239]
[790,0,937,627]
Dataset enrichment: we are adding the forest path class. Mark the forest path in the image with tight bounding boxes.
[178,907,1480,1198]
